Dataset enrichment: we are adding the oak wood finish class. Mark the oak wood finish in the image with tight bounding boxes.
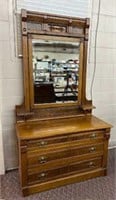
[16,115,112,196]
[15,10,112,196]
[16,9,93,120]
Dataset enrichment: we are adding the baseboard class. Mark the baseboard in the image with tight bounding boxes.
[109,140,116,149]
[6,167,18,172]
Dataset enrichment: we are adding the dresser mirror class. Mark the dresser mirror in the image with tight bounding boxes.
[17,9,93,117]
[29,35,81,105]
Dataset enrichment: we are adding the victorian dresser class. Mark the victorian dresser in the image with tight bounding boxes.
[16,10,112,196]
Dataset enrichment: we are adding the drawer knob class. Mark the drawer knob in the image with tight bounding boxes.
[38,141,47,147]
[38,172,46,178]
[88,161,95,167]
[90,133,96,138]
[39,156,47,164]
[89,147,96,152]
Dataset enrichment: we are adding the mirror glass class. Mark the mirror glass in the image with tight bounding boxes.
[32,38,80,104]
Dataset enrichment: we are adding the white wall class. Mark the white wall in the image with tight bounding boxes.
[0,0,8,174]
[87,0,116,147]
[0,0,23,170]
[0,0,116,171]
[0,0,7,174]
[0,122,4,174]
[17,0,89,17]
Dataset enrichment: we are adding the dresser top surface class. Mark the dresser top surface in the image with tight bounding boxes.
[16,115,112,140]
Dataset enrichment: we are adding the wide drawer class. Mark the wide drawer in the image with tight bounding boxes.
[27,130,105,151]
[27,143,104,167]
[28,157,102,185]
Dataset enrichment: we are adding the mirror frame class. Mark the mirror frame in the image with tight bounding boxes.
[28,34,82,109]
[16,9,93,120]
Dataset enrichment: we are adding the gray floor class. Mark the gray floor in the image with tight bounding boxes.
[0,149,116,200]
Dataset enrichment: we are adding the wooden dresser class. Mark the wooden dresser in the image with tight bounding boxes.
[16,10,112,196]
[16,115,111,196]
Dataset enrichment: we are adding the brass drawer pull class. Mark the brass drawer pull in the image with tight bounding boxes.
[38,141,48,147]
[39,156,47,164]
[38,172,46,178]
[88,161,95,167]
[90,133,96,139]
[89,147,96,152]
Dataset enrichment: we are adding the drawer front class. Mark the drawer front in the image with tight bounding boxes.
[69,157,102,173]
[27,130,105,151]
[28,147,70,166]
[27,135,68,150]
[28,157,102,185]
[27,143,104,167]
[69,143,103,158]
[69,130,104,141]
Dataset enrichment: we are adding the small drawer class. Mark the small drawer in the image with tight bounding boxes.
[27,147,70,166]
[69,157,102,174]
[27,135,68,150]
[69,130,104,142]
[28,157,102,185]
[70,143,103,158]
[28,165,69,184]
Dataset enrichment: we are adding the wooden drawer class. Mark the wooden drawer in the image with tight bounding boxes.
[28,147,70,167]
[27,143,104,167]
[69,143,103,158]
[28,157,102,185]
[27,130,105,151]
[27,135,68,150]
[69,157,102,173]
[69,130,104,141]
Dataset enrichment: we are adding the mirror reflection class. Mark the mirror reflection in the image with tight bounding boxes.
[32,39,80,104]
